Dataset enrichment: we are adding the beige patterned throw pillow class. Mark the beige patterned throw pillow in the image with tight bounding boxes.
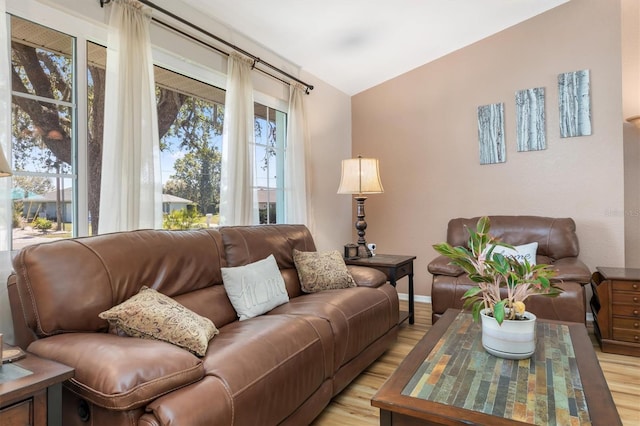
[293,249,356,293]
[98,286,218,356]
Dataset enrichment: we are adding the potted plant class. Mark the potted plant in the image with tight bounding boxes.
[432,216,562,359]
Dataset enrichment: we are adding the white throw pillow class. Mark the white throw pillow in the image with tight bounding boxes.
[221,254,289,321]
[489,242,538,266]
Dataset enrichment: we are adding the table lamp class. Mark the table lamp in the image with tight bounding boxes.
[337,155,384,258]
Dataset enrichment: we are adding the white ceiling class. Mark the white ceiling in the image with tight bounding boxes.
[180,0,568,95]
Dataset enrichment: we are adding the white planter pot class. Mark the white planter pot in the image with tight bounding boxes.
[480,308,537,360]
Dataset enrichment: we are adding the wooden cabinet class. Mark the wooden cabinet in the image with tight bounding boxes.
[590,267,640,356]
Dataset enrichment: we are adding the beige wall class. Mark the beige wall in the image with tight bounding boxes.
[352,0,626,298]
[622,0,640,267]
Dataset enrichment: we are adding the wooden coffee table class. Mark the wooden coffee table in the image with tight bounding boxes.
[372,309,621,425]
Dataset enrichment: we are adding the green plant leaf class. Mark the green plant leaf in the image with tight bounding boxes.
[494,300,506,325]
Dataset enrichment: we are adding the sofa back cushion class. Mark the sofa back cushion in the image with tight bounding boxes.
[220,225,316,298]
[446,216,580,260]
[12,229,227,337]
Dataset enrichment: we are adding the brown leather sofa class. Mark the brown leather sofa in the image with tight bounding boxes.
[428,216,591,324]
[7,224,398,426]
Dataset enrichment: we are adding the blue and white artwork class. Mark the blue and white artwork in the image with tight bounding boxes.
[516,87,546,152]
[477,103,505,165]
[558,69,591,137]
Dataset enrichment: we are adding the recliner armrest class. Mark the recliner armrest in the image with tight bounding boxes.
[427,255,464,277]
[550,257,591,284]
[347,265,388,288]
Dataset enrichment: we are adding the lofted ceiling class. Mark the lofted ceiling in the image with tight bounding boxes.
[179,0,569,95]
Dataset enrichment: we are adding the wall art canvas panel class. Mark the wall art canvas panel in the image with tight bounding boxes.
[477,103,505,165]
[516,87,546,151]
[558,69,591,137]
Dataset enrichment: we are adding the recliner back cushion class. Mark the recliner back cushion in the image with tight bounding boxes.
[446,216,580,260]
[220,225,316,299]
[12,229,226,337]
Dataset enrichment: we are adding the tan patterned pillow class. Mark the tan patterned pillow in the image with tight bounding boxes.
[293,249,356,293]
[98,286,218,356]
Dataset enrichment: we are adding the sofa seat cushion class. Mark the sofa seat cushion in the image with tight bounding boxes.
[202,315,333,425]
[268,285,399,370]
[28,333,204,410]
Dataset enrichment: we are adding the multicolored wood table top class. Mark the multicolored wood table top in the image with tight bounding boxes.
[402,312,592,425]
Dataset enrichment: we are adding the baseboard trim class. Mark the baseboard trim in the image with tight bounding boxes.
[397,293,431,304]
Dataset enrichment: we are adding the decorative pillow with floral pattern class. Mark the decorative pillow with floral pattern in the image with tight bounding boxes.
[293,249,356,293]
[98,286,218,356]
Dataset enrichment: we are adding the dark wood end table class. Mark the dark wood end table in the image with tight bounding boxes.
[345,254,416,324]
[372,309,621,425]
[1,345,74,426]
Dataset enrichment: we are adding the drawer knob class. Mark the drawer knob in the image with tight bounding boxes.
[635,297,639,303]
[634,283,639,290]
[635,310,639,316]
[635,323,640,328]
[636,336,639,341]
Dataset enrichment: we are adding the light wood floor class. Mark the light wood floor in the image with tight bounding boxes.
[312,301,640,426]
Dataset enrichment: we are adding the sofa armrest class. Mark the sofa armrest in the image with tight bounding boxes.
[427,255,464,277]
[347,265,388,288]
[551,257,591,284]
[28,333,204,410]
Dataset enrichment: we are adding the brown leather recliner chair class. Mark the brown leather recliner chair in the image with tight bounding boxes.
[428,216,591,324]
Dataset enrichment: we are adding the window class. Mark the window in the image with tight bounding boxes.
[254,103,286,224]
[10,16,77,250]
[8,10,289,249]
[158,67,225,229]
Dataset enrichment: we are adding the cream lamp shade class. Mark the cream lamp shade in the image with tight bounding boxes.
[0,145,11,177]
[337,156,384,195]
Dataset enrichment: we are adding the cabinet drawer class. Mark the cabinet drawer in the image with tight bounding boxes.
[0,398,33,425]
[612,280,640,292]
[613,327,640,343]
[395,263,413,279]
[612,292,640,305]
[612,305,640,317]
[613,317,640,330]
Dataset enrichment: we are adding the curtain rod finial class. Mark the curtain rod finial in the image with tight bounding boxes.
[100,0,112,8]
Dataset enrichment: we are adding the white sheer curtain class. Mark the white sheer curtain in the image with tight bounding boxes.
[284,83,313,230]
[219,53,256,225]
[99,0,162,233]
[0,2,12,250]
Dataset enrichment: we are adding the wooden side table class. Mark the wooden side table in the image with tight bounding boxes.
[0,345,74,426]
[345,254,416,324]
[590,266,640,357]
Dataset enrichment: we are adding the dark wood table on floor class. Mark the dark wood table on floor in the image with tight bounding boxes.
[372,309,621,426]
[345,254,416,324]
[0,345,74,426]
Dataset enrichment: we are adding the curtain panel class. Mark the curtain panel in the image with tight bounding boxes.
[219,52,256,226]
[284,83,313,231]
[99,0,162,233]
[0,1,12,250]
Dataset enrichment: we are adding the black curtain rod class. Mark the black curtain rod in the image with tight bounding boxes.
[100,0,313,94]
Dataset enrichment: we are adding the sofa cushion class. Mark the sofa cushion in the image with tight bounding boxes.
[221,254,289,320]
[489,242,538,265]
[28,333,204,410]
[201,315,333,425]
[293,249,356,293]
[99,286,218,356]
